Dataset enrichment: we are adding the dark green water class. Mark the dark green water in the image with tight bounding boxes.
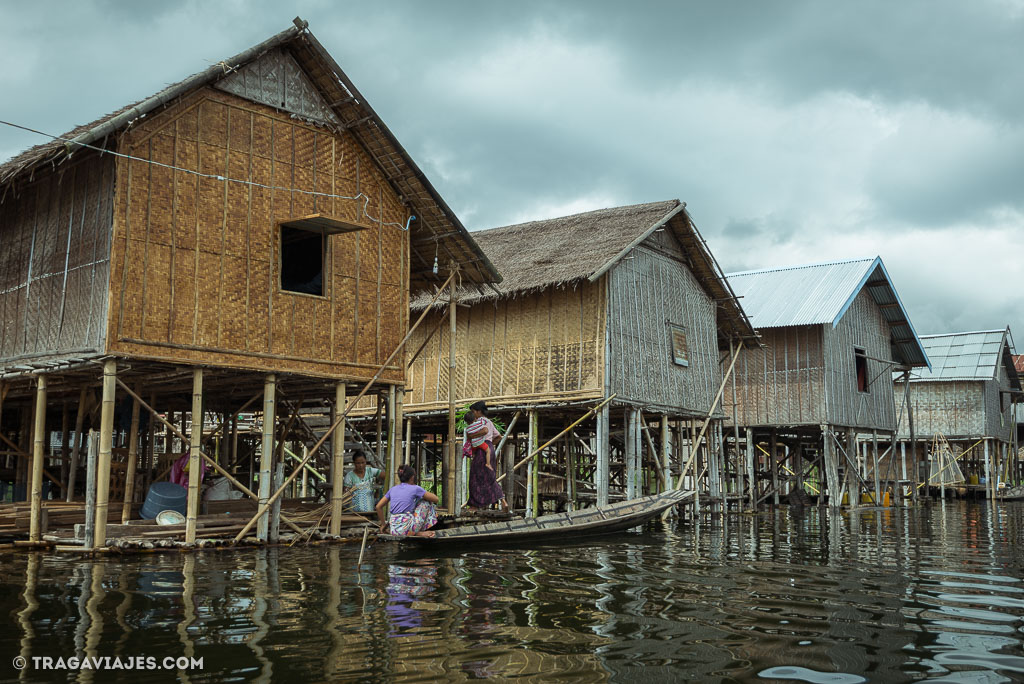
[2,501,1024,682]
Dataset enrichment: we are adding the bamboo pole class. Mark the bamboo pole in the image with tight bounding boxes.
[121,391,141,524]
[114,378,308,534]
[446,273,458,511]
[84,430,97,548]
[185,369,203,544]
[497,395,617,484]
[669,343,743,492]
[596,403,609,506]
[60,400,70,498]
[29,375,46,542]
[232,270,458,543]
[257,374,277,542]
[93,360,117,549]
[330,382,346,535]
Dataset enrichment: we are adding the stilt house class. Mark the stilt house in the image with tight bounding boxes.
[400,200,756,513]
[722,257,930,507]
[893,328,1021,496]
[0,19,497,547]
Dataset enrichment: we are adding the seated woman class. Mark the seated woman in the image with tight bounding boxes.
[343,452,383,513]
[376,464,440,538]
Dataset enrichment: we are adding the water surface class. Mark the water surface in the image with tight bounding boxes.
[2,501,1023,682]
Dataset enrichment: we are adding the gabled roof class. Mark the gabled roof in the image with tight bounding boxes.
[0,18,498,291]
[414,199,756,343]
[725,257,930,368]
[908,328,1021,390]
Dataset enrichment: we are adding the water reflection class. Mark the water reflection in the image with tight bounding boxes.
[0,501,1022,681]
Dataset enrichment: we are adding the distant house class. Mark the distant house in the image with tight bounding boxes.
[894,328,1021,496]
[723,257,930,507]
[402,200,756,512]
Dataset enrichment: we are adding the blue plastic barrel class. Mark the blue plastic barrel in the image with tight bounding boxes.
[139,482,188,520]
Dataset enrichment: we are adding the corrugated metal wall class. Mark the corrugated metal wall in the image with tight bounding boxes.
[822,288,897,431]
[606,231,720,415]
[726,325,825,426]
[0,153,115,366]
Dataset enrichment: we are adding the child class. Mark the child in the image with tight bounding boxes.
[466,416,493,469]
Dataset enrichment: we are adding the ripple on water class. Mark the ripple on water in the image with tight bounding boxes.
[0,501,1023,681]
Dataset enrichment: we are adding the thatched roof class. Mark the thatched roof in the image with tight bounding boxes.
[416,199,757,344]
[0,18,498,291]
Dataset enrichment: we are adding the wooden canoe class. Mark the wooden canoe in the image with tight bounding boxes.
[381,489,693,545]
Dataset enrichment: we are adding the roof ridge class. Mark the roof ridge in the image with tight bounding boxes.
[919,329,1007,339]
[725,256,877,278]
[471,199,680,236]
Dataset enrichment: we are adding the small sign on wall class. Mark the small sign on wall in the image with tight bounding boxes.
[668,323,689,367]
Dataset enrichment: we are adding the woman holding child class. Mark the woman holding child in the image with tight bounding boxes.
[464,401,509,512]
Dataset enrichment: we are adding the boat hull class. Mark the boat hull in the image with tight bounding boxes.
[381,489,692,545]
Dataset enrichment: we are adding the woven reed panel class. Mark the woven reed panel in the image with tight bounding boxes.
[0,150,115,367]
[401,282,605,413]
[102,87,404,382]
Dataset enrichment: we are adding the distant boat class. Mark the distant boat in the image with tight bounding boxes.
[997,486,1024,501]
[381,489,692,545]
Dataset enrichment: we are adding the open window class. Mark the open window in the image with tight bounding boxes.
[279,213,365,297]
[855,347,868,393]
[668,323,689,367]
[281,226,325,295]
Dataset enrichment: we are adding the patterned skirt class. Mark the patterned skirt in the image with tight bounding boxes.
[468,442,505,508]
[389,499,438,536]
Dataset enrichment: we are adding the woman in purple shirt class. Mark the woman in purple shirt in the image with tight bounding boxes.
[376,464,439,537]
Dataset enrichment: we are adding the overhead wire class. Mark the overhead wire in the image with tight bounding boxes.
[0,118,414,231]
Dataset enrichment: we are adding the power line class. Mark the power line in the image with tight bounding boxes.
[0,118,414,231]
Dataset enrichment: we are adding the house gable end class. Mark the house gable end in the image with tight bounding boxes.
[214,48,341,127]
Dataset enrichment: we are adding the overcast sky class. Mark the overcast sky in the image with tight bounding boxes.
[1,1,1021,341]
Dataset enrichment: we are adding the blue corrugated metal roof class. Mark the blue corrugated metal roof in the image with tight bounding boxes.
[910,329,1011,381]
[725,257,930,368]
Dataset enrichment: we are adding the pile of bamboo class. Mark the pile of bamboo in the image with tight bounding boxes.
[0,500,125,539]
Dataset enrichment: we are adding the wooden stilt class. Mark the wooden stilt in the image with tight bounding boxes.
[257,374,276,542]
[526,410,538,517]
[822,425,840,510]
[387,385,398,482]
[60,400,70,499]
[121,391,141,524]
[596,403,609,506]
[770,429,780,505]
[93,360,117,549]
[185,369,203,544]
[84,430,97,548]
[329,382,346,535]
[29,375,47,542]
[660,415,670,496]
[446,274,458,512]
[625,408,637,500]
[269,462,283,543]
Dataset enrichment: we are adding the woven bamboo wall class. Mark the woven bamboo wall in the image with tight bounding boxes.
[895,378,1013,440]
[0,153,115,367]
[404,281,605,411]
[822,288,897,431]
[725,325,826,426]
[105,87,408,382]
[606,236,721,416]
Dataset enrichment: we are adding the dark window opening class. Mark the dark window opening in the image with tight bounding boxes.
[280,226,325,296]
[855,348,868,393]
